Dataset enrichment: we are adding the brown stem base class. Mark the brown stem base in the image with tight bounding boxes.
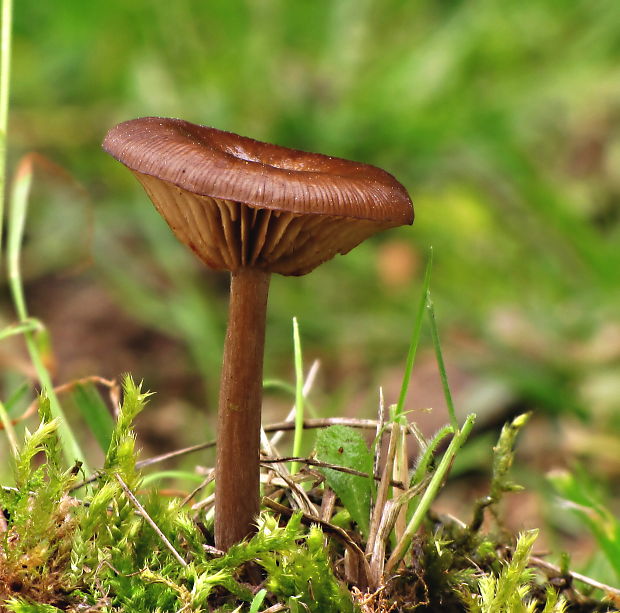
[214,267,270,550]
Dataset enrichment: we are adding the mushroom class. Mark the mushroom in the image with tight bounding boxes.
[102,117,414,549]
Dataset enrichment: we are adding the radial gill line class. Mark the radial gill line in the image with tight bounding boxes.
[209,199,235,270]
[181,192,216,260]
[217,199,241,269]
[267,215,306,261]
[261,212,296,259]
[249,208,271,265]
[239,202,252,266]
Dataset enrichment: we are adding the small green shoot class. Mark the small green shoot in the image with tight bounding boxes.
[463,530,567,613]
[409,424,454,489]
[104,376,150,486]
[470,412,530,532]
[291,316,305,475]
[406,423,454,519]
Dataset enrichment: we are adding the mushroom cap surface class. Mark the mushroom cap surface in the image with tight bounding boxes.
[103,117,413,275]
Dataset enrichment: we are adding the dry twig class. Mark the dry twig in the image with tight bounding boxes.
[115,473,187,567]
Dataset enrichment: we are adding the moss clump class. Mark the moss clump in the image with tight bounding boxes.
[0,378,358,613]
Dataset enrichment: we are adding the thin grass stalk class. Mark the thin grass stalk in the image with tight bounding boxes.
[373,387,386,482]
[426,291,458,430]
[395,249,433,414]
[1,4,87,470]
[385,413,476,575]
[268,358,319,448]
[407,419,429,451]
[290,317,304,475]
[0,0,12,255]
[7,159,88,470]
[319,486,336,522]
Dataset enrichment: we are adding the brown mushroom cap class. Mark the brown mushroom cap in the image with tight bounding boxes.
[103,117,413,275]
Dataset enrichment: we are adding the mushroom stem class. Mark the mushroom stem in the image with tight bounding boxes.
[215,266,271,549]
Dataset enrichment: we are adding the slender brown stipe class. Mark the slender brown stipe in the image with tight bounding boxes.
[215,267,270,548]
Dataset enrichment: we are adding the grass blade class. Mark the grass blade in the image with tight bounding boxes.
[426,291,458,430]
[0,0,12,257]
[395,248,433,415]
[6,156,88,470]
[141,470,205,487]
[291,317,305,475]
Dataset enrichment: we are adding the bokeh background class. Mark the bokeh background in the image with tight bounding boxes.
[4,0,620,582]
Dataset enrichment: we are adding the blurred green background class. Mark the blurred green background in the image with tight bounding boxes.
[3,0,620,565]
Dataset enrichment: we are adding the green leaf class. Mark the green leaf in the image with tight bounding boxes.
[315,425,373,537]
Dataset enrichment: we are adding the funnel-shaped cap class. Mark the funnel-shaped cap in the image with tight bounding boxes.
[103,117,413,275]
